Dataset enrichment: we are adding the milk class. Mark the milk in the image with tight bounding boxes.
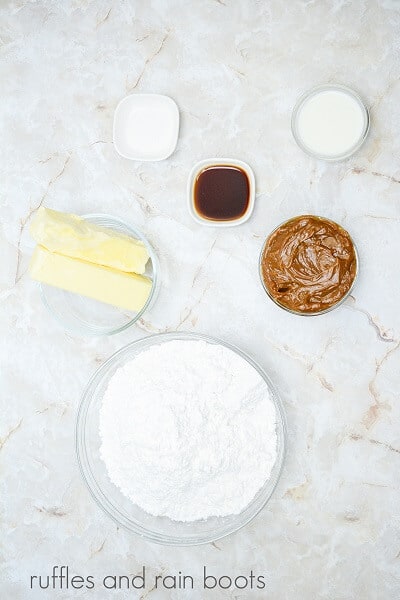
[295,88,367,158]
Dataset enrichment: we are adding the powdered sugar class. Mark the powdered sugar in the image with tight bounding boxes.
[99,339,277,522]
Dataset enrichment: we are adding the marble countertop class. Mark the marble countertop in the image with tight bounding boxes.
[1,1,400,598]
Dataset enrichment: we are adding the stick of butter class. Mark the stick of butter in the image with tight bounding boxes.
[30,207,149,274]
[30,246,152,312]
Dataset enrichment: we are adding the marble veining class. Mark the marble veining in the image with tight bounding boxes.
[1,1,400,598]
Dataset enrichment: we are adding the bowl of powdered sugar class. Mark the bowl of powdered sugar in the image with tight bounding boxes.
[76,332,286,545]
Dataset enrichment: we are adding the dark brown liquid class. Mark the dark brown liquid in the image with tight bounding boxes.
[194,165,250,221]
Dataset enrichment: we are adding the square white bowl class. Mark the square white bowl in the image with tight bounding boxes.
[113,94,179,161]
[187,158,255,227]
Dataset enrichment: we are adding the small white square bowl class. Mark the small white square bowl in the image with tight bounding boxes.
[187,158,255,227]
[113,94,179,161]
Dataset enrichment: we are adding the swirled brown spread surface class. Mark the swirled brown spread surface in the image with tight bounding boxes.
[261,215,357,314]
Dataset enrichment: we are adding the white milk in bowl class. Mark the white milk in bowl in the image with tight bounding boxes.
[292,85,369,160]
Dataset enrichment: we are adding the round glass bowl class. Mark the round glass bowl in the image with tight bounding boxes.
[291,84,369,161]
[40,214,159,336]
[76,332,286,546]
[259,215,359,316]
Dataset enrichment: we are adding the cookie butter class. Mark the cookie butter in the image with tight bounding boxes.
[260,215,357,314]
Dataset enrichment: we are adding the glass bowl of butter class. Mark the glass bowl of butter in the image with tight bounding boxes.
[30,210,159,336]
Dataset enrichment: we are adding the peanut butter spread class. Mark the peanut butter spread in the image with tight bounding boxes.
[261,215,357,314]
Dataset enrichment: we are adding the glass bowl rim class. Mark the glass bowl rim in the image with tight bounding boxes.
[258,214,359,316]
[39,213,159,336]
[76,331,287,546]
[291,83,370,161]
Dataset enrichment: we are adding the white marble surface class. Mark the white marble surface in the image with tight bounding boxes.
[1,1,400,598]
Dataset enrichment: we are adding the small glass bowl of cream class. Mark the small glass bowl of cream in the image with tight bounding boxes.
[291,84,369,161]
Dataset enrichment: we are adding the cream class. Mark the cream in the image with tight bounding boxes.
[293,85,368,159]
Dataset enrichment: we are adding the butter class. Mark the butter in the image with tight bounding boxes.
[30,246,152,312]
[30,207,149,274]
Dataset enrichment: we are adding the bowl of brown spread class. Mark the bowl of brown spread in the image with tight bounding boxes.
[259,215,358,315]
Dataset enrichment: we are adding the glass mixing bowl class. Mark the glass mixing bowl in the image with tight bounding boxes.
[40,214,159,336]
[76,332,286,546]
